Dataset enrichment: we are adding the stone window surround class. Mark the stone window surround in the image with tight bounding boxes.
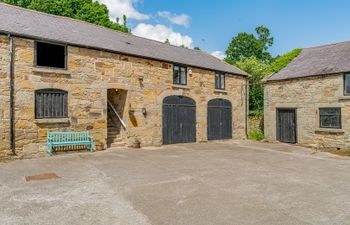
[315,103,344,134]
[173,64,187,85]
[215,72,225,90]
[34,40,68,70]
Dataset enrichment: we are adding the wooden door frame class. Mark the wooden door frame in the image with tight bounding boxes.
[276,108,297,144]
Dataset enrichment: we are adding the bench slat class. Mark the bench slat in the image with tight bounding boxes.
[46,131,95,156]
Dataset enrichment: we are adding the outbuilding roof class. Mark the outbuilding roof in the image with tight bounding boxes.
[268,40,350,81]
[0,3,247,76]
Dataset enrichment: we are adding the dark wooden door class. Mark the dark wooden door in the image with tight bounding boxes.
[163,96,196,144]
[276,109,297,143]
[207,99,232,140]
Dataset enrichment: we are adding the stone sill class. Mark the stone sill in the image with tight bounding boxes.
[338,96,350,101]
[34,118,69,124]
[171,84,190,90]
[315,128,345,134]
[214,89,228,94]
[32,67,71,75]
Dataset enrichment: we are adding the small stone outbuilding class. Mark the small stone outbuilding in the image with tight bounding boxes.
[0,3,248,157]
[264,40,350,149]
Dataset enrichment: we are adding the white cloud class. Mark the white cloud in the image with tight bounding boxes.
[132,23,193,48]
[158,11,190,27]
[97,0,149,21]
[211,51,226,60]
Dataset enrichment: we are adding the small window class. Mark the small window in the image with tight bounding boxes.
[215,73,225,90]
[344,74,350,95]
[35,41,67,69]
[319,108,341,129]
[173,65,187,85]
[35,89,68,119]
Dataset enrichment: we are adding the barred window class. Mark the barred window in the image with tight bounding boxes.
[215,72,225,90]
[35,89,68,119]
[319,108,341,129]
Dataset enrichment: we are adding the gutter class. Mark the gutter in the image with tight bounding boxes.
[8,34,15,155]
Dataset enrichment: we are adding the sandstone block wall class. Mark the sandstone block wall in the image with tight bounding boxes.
[264,74,350,149]
[0,35,247,157]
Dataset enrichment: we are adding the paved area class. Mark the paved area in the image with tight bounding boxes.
[1,140,350,225]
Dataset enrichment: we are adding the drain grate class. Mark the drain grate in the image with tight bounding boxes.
[25,173,61,182]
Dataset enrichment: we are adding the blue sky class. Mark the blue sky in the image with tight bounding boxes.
[98,0,350,58]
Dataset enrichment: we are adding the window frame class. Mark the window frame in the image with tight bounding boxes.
[215,72,225,90]
[319,107,342,129]
[343,73,350,96]
[34,41,68,70]
[35,89,68,119]
[173,64,187,85]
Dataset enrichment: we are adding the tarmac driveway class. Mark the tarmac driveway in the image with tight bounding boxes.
[1,140,350,225]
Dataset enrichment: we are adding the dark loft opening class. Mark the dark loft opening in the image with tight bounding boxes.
[35,41,66,69]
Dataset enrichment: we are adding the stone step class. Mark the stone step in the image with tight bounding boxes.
[107,136,123,142]
[110,142,125,148]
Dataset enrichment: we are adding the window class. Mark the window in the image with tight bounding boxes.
[35,89,68,119]
[35,41,67,69]
[344,74,350,95]
[215,72,225,90]
[173,65,187,85]
[319,108,341,129]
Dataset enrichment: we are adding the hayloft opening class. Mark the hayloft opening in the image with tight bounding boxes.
[35,41,66,69]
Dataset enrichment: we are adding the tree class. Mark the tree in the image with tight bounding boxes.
[270,48,301,73]
[235,57,272,112]
[1,0,130,32]
[225,26,274,64]
[164,38,170,44]
[194,47,201,50]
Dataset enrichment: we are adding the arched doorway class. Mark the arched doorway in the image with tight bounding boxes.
[207,99,232,140]
[163,96,196,144]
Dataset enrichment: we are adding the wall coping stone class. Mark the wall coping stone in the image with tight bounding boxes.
[315,128,345,134]
[34,118,70,124]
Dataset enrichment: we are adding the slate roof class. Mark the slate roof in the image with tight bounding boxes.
[0,3,247,76]
[268,40,350,81]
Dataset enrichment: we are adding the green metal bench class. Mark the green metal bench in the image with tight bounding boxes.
[47,131,95,156]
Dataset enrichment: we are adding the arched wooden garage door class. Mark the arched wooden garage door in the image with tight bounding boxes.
[207,99,232,140]
[163,96,196,144]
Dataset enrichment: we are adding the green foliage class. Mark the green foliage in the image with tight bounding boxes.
[1,0,130,33]
[235,57,271,112]
[248,130,264,141]
[270,48,302,73]
[234,48,301,112]
[194,47,201,50]
[225,26,274,64]
[164,38,170,44]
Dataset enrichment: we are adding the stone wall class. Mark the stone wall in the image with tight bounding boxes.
[0,35,247,157]
[264,74,350,149]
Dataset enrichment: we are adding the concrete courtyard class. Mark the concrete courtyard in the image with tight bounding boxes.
[1,140,350,225]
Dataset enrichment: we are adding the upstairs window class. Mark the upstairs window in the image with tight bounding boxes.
[215,72,225,90]
[35,89,68,119]
[35,41,67,69]
[319,108,341,129]
[173,65,187,85]
[344,74,350,95]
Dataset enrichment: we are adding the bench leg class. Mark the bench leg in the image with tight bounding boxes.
[46,145,53,156]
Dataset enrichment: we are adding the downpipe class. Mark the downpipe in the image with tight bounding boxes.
[8,34,15,155]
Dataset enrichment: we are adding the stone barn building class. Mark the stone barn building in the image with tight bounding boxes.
[264,40,350,149]
[0,3,248,157]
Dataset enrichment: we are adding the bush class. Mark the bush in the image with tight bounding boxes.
[248,131,264,141]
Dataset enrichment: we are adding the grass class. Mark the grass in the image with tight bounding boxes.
[248,130,264,141]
